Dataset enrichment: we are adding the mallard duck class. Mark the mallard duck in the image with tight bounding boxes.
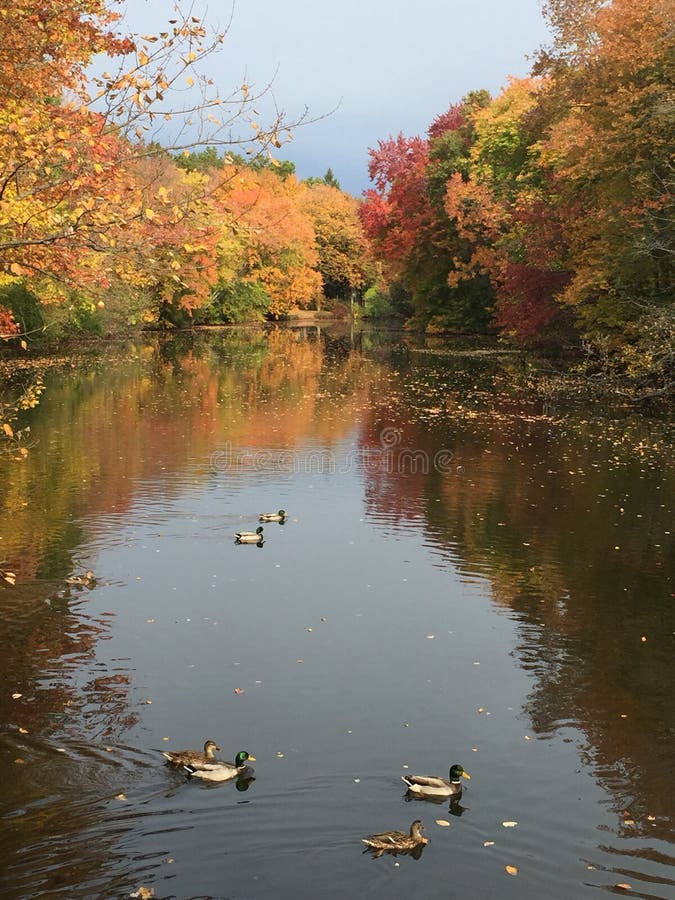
[162,739,221,767]
[402,763,470,799]
[65,570,97,589]
[362,819,429,857]
[183,750,256,782]
[235,526,264,544]
[259,509,286,522]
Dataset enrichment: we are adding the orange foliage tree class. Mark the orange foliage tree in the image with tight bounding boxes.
[300,183,373,302]
[216,167,322,318]
[537,0,674,332]
[0,1,304,321]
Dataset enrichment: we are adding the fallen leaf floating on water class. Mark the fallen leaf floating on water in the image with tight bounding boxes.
[12,693,22,700]
[615,885,632,892]
[436,819,450,827]
[114,793,127,801]
[233,687,244,694]
[14,758,25,764]
[130,889,154,899]
[483,841,495,847]
[505,865,519,876]
[18,727,28,734]
[502,821,518,828]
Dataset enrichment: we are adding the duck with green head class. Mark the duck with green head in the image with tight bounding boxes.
[183,750,256,782]
[235,526,264,544]
[402,763,470,799]
[259,509,286,522]
[362,819,428,857]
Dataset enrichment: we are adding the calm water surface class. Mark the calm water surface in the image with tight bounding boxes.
[0,327,673,899]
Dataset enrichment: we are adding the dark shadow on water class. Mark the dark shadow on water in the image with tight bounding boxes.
[362,843,428,861]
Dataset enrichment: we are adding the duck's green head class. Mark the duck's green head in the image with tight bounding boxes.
[278,510,286,517]
[236,750,256,766]
[449,764,470,781]
[256,526,264,535]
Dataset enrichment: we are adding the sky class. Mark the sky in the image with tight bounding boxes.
[120,0,552,195]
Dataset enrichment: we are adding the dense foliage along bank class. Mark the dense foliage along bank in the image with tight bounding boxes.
[360,0,673,396]
[0,1,374,342]
[0,0,672,404]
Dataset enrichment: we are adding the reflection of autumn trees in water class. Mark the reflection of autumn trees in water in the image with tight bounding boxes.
[0,326,386,894]
[0,329,378,578]
[0,581,138,743]
[0,328,383,744]
[0,579,139,896]
[358,361,674,835]
[0,329,672,857]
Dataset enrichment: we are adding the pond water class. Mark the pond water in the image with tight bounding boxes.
[0,326,673,899]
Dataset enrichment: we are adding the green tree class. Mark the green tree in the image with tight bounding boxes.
[175,146,224,173]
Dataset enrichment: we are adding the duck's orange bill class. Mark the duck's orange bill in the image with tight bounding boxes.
[462,771,471,779]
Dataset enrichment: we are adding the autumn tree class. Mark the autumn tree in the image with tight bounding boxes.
[443,77,572,341]
[537,0,674,334]
[214,166,322,319]
[0,0,306,327]
[300,183,373,302]
[360,95,493,331]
